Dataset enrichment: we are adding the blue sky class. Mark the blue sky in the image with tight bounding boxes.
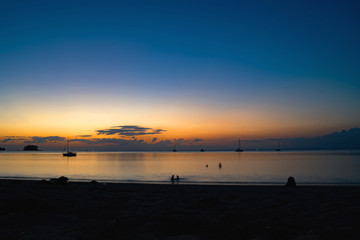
[0,0,359,150]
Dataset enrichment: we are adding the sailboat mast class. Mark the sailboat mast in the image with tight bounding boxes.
[63,138,76,156]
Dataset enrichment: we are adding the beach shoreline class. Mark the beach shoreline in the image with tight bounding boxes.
[1,179,359,239]
[2,177,360,187]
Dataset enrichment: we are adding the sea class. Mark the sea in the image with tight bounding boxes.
[1,150,360,185]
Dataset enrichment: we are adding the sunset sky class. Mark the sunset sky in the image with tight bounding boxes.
[1,0,359,150]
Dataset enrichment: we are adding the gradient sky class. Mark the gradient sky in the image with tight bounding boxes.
[1,0,360,150]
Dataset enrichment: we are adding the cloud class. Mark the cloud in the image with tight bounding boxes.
[1,137,25,143]
[152,137,158,143]
[26,136,66,143]
[171,138,204,144]
[156,140,173,145]
[308,127,360,149]
[252,127,360,150]
[96,125,166,136]
[77,135,93,138]
[326,128,360,137]
[173,138,185,144]
[193,138,204,142]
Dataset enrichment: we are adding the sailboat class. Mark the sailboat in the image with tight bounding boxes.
[235,139,243,152]
[172,145,177,152]
[275,141,281,151]
[200,148,205,152]
[63,139,76,157]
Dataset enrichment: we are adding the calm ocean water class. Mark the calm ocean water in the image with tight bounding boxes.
[1,150,360,185]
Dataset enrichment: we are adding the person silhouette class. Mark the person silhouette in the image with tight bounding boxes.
[170,175,175,182]
[285,176,296,187]
[175,175,180,181]
[219,162,222,168]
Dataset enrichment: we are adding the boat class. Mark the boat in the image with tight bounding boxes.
[172,145,177,152]
[63,139,77,157]
[275,141,281,151]
[235,139,243,152]
[200,148,205,152]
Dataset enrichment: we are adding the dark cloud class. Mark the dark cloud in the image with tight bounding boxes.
[247,127,360,150]
[171,138,204,144]
[1,137,25,143]
[326,128,360,138]
[156,140,173,145]
[297,127,360,149]
[96,125,166,136]
[173,138,184,144]
[152,137,158,143]
[26,136,66,143]
[77,135,92,138]
[193,138,204,142]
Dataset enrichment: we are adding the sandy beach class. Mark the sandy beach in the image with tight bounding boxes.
[0,179,359,240]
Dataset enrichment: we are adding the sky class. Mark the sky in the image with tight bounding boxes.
[0,0,360,150]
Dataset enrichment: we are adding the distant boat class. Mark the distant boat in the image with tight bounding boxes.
[275,141,281,151]
[200,148,205,152]
[172,145,177,152]
[235,139,243,152]
[63,139,76,157]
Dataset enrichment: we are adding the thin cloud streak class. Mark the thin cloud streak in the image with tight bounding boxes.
[77,135,93,138]
[1,137,26,143]
[25,136,66,144]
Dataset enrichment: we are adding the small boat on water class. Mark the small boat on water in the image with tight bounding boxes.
[172,145,177,152]
[200,148,205,152]
[235,139,243,152]
[275,141,281,151]
[63,139,76,157]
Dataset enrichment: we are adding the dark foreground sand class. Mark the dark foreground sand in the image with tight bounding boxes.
[0,180,360,240]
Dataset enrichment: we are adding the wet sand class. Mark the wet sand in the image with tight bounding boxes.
[0,179,359,240]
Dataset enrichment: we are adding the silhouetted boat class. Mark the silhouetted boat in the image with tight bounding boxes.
[63,139,76,157]
[235,139,243,152]
[200,148,205,152]
[275,141,281,151]
[172,145,177,152]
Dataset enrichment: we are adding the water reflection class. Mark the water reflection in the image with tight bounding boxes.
[0,150,359,184]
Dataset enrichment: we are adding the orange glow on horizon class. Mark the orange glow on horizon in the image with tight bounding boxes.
[0,93,352,145]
